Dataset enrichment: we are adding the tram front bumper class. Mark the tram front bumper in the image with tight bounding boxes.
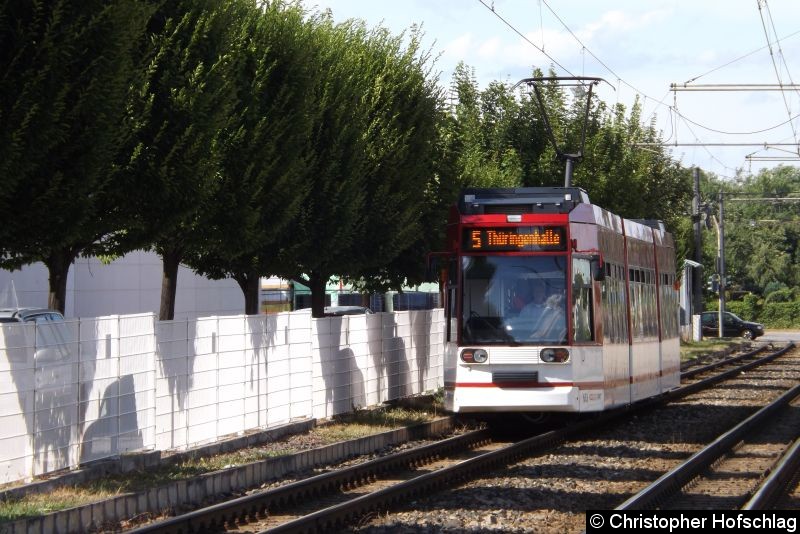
[446,384,581,413]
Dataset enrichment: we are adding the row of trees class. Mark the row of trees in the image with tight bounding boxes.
[699,166,800,303]
[439,64,692,228]
[1,0,441,318]
[1,0,692,320]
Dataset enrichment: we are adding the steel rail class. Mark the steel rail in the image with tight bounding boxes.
[133,343,795,532]
[742,435,800,510]
[617,380,800,510]
[261,416,609,533]
[128,428,493,533]
[668,343,793,400]
[680,345,766,380]
[266,344,797,531]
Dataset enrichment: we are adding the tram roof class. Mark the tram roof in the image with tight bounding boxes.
[459,187,590,215]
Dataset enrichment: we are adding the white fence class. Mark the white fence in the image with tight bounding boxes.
[0,309,444,484]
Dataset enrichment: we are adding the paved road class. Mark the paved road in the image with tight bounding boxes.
[758,330,800,344]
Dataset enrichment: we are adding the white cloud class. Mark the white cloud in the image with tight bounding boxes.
[584,8,670,38]
[477,36,502,59]
[442,33,474,61]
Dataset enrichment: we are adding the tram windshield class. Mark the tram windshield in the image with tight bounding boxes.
[461,255,568,344]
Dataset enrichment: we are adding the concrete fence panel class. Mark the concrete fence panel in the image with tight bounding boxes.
[0,308,444,484]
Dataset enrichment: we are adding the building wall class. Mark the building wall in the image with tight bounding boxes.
[0,251,243,319]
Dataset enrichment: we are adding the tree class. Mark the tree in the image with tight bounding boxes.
[714,166,800,295]
[117,0,242,320]
[0,0,153,312]
[343,26,443,294]
[185,1,318,315]
[446,64,523,189]
[438,66,691,227]
[271,20,443,317]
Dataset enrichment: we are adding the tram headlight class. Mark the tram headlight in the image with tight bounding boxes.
[540,348,570,363]
[461,348,488,364]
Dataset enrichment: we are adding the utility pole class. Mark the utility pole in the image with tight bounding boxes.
[717,191,726,338]
[692,168,703,315]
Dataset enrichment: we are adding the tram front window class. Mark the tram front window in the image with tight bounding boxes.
[461,256,568,344]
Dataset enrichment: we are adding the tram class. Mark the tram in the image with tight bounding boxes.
[441,186,680,413]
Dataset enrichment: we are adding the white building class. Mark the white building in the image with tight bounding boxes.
[0,250,243,319]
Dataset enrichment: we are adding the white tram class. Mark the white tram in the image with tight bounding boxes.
[442,187,680,413]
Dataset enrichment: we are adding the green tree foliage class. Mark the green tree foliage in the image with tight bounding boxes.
[118,0,243,320]
[700,166,800,298]
[445,64,524,189]
[343,27,443,295]
[267,18,371,317]
[272,19,442,317]
[184,1,318,315]
[436,64,691,238]
[0,0,153,312]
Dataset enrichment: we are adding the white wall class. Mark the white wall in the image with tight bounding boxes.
[0,250,244,319]
[0,309,445,484]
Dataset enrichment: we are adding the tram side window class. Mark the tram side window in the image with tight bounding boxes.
[660,272,679,338]
[601,262,627,344]
[572,258,594,342]
[447,286,457,342]
[629,267,659,340]
[446,259,458,342]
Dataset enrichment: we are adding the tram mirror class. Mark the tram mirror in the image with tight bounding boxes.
[591,256,605,282]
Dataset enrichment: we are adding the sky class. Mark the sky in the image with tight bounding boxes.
[307,0,800,180]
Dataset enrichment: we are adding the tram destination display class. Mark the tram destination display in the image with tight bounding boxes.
[463,226,567,252]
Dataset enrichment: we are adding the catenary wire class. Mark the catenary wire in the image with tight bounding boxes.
[676,109,800,135]
[476,0,575,77]
[683,27,800,84]
[757,0,799,147]
[475,0,797,173]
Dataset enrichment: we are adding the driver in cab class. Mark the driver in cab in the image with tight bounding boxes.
[516,280,548,323]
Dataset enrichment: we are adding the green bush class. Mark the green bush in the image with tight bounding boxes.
[764,288,794,303]
[763,281,788,298]
[759,301,800,329]
[739,293,761,319]
[716,298,800,329]
[725,300,749,319]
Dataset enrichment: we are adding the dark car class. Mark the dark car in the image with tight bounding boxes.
[323,306,374,316]
[701,311,764,340]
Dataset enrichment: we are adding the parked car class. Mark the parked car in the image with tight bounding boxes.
[323,306,374,316]
[0,307,66,324]
[700,311,764,340]
[0,307,75,362]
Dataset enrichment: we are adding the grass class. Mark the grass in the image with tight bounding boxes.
[0,405,438,523]
[679,338,742,362]
[0,487,118,522]
[317,405,437,442]
[0,448,295,522]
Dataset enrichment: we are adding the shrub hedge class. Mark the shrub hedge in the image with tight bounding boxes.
[707,298,800,329]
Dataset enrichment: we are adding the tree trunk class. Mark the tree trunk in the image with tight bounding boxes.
[234,270,261,315]
[159,248,181,321]
[309,272,328,318]
[44,249,77,314]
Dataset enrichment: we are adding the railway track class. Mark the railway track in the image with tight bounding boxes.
[127,428,502,533]
[127,342,795,533]
[617,382,800,510]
